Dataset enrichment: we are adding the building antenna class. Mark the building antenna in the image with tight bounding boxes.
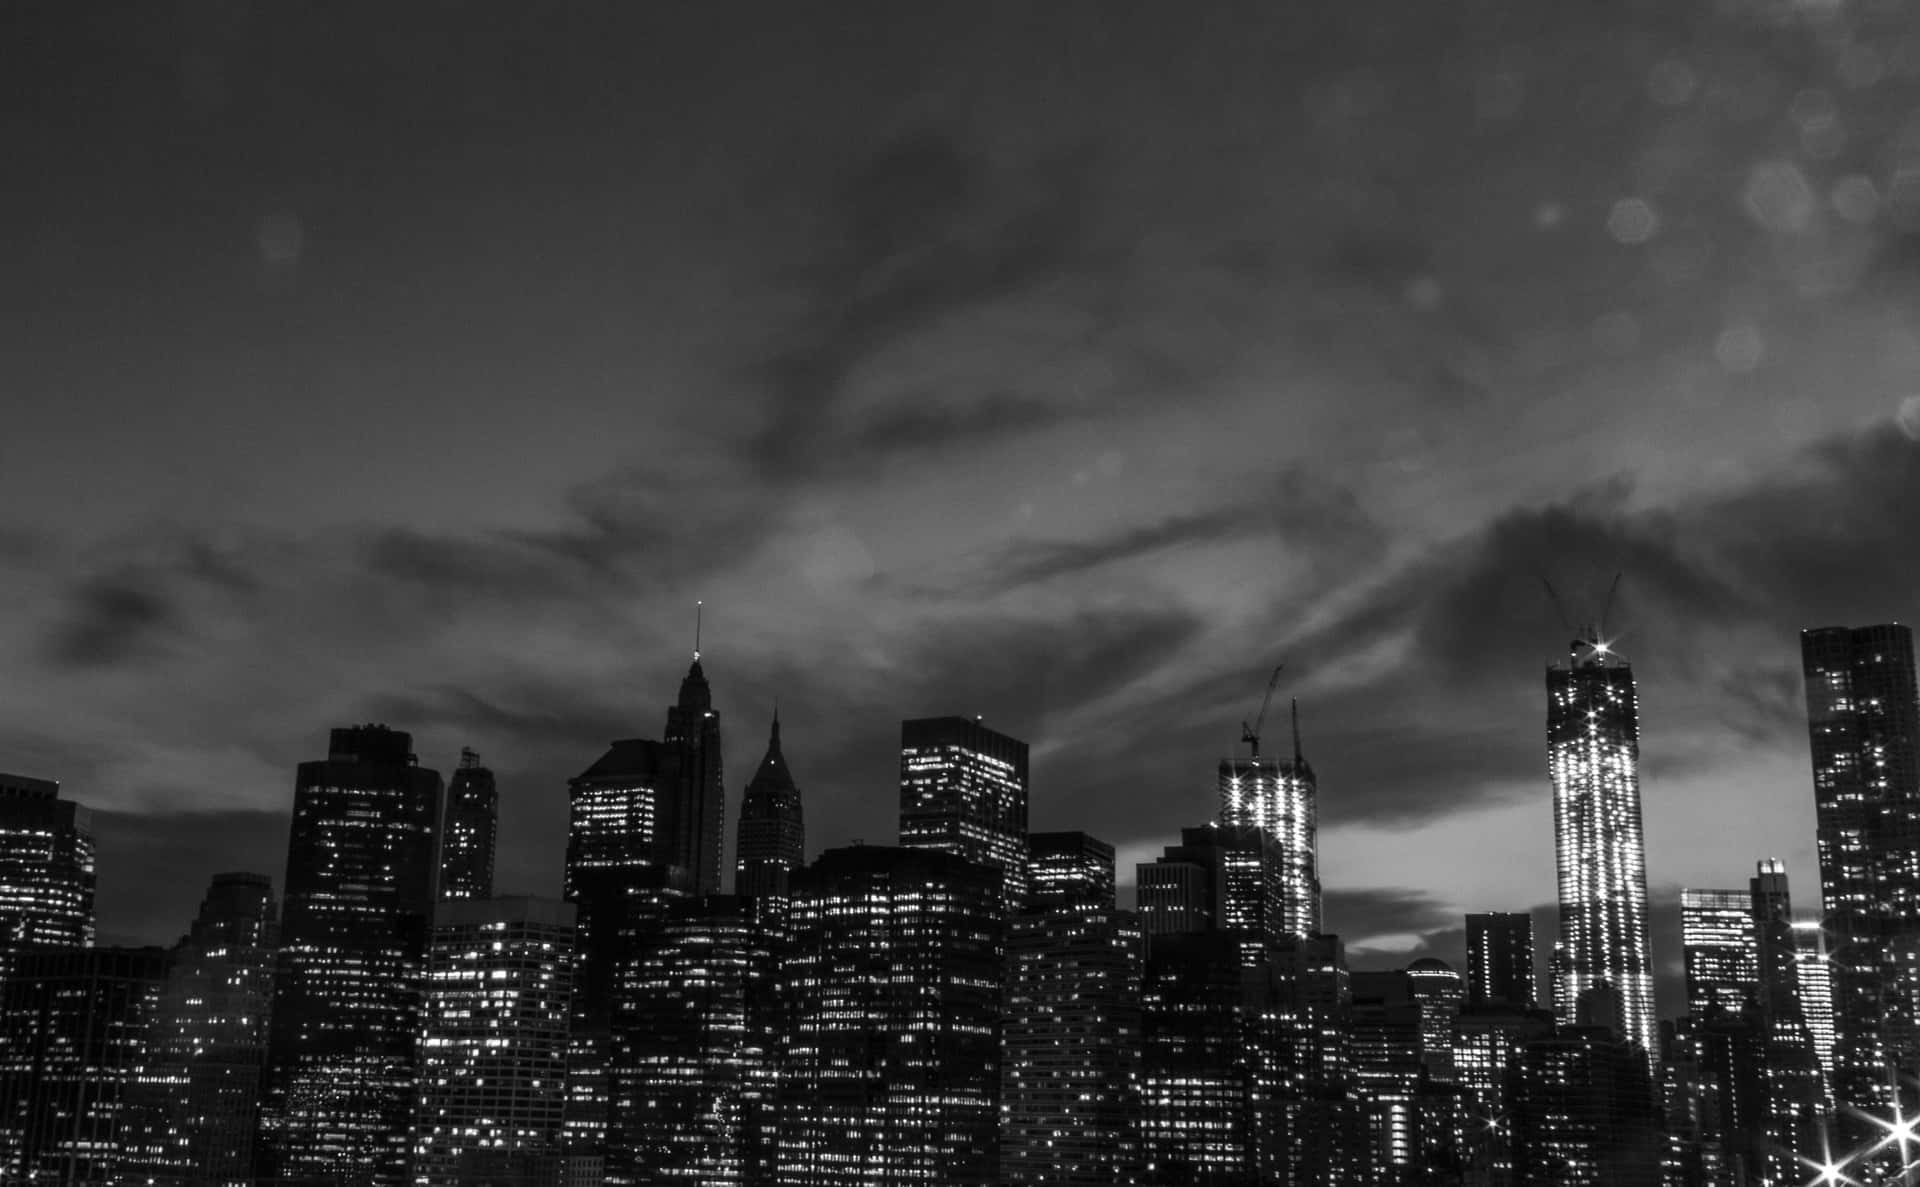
[694,600,703,662]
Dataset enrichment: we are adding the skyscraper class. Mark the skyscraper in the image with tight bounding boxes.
[734,714,804,909]
[778,845,1003,1186]
[0,945,171,1183]
[1027,831,1116,912]
[439,748,498,900]
[1507,1026,1661,1186]
[665,652,726,896]
[1547,630,1656,1062]
[1466,912,1536,1010]
[1136,823,1289,962]
[0,773,95,988]
[1680,888,1757,1018]
[899,716,1029,909]
[258,724,443,1187]
[1217,700,1320,937]
[412,896,575,1187]
[1801,623,1920,1118]
[122,872,278,1185]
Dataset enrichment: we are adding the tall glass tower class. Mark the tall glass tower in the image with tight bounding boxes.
[1547,630,1655,1062]
[899,716,1029,910]
[1801,623,1920,1119]
[438,748,497,900]
[1217,700,1319,938]
[665,655,725,896]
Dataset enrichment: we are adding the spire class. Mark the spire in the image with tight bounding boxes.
[1290,698,1303,766]
[693,599,703,662]
[747,712,794,792]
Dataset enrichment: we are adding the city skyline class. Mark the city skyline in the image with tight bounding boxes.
[8,0,1920,1024]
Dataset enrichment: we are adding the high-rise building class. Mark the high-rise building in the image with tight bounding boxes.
[1466,912,1536,1010]
[1136,823,1288,963]
[121,872,278,1185]
[1801,623,1920,1119]
[1002,831,1142,1186]
[1217,699,1320,937]
[665,653,726,896]
[1507,1026,1662,1186]
[899,716,1029,909]
[257,725,443,1187]
[412,896,575,1187]
[439,748,498,900]
[778,845,1002,1186]
[615,894,779,1187]
[1748,859,1798,1017]
[0,945,171,1183]
[1792,919,1838,1079]
[1547,630,1656,1062]
[1026,831,1116,912]
[0,773,95,988]
[734,714,804,910]
[1680,888,1757,1018]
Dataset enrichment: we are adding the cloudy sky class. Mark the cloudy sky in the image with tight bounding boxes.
[4,0,1919,1014]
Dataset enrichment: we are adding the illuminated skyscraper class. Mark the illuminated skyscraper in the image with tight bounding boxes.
[0,773,95,989]
[438,748,497,900]
[1217,700,1320,937]
[0,945,171,1183]
[258,725,443,1187]
[666,651,726,896]
[734,715,804,910]
[1001,832,1143,1186]
[899,716,1029,909]
[122,872,277,1185]
[1680,889,1757,1018]
[1547,630,1656,1062]
[1791,920,1838,1078]
[778,845,1002,1186]
[412,896,575,1187]
[1466,912,1535,1010]
[1801,623,1920,1117]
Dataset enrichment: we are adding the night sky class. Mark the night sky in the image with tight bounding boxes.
[5,1,1920,1016]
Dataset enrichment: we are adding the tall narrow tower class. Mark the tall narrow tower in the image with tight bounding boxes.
[439,748,498,900]
[1547,630,1655,1062]
[1801,623,1920,1118]
[1216,699,1320,938]
[734,713,805,908]
[665,615,725,896]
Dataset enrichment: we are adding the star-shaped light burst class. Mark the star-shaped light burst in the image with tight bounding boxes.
[1865,1105,1920,1184]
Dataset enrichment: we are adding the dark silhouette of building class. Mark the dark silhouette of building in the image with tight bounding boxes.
[0,773,95,989]
[1508,1025,1662,1185]
[121,872,277,1185]
[734,714,804,911]
[666,651,726,896]
[898,716,1029,910]
[0,945,171,1183]
[1801,622,1920,1124]
[1466,911,1536,1010]
[1137,824,1289,963]
[257,725,443,1187]
[1680,888,1757,1019]
[1548,631,1656,1061]
[411,895,575,1187]
[1216,700,1320,937]
[1001,831,1143,1186]
[615,894,779,1187]
[778,845,1002,1186]
[439,747,498,900]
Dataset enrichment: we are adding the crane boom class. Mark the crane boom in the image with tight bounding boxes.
[1240,664,1285,758]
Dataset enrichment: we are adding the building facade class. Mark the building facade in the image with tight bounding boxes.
[438,748,498,900]
[0,773,95,989]
[1547,632,1657,1061]
[898,716,1029,909]
[257,725,443,1187]
[1680,888,1757,1019]
[1466,911,1536,1011]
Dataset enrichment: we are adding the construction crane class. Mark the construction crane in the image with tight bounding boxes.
[1241,664,1285,759]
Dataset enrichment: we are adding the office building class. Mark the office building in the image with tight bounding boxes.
[438,748,497,900]
[665,653,726,896]
[121,873,277,1185]
[412,896,575,1187]
[1547,630,1657,1061]
[1136,823,1288,963]
[0,945,171,1183]
[1508,1026,1661,1186]
[899,716,1029,909]
[778,845,1002,1186]
[0,773,95,988]
[1216,700,1320,937]
[257,725,443,1187]
[1681,888,1757,1019]
[1027,830,1116,912]
[1466,911,1536,1010]
[734,715,805,910]
[1801,623,1920,1119]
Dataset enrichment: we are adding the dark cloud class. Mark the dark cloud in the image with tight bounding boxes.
[44,571,179,669]
[91,808,289,947]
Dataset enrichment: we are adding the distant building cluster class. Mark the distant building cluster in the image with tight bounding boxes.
[0,622,1915,1184]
